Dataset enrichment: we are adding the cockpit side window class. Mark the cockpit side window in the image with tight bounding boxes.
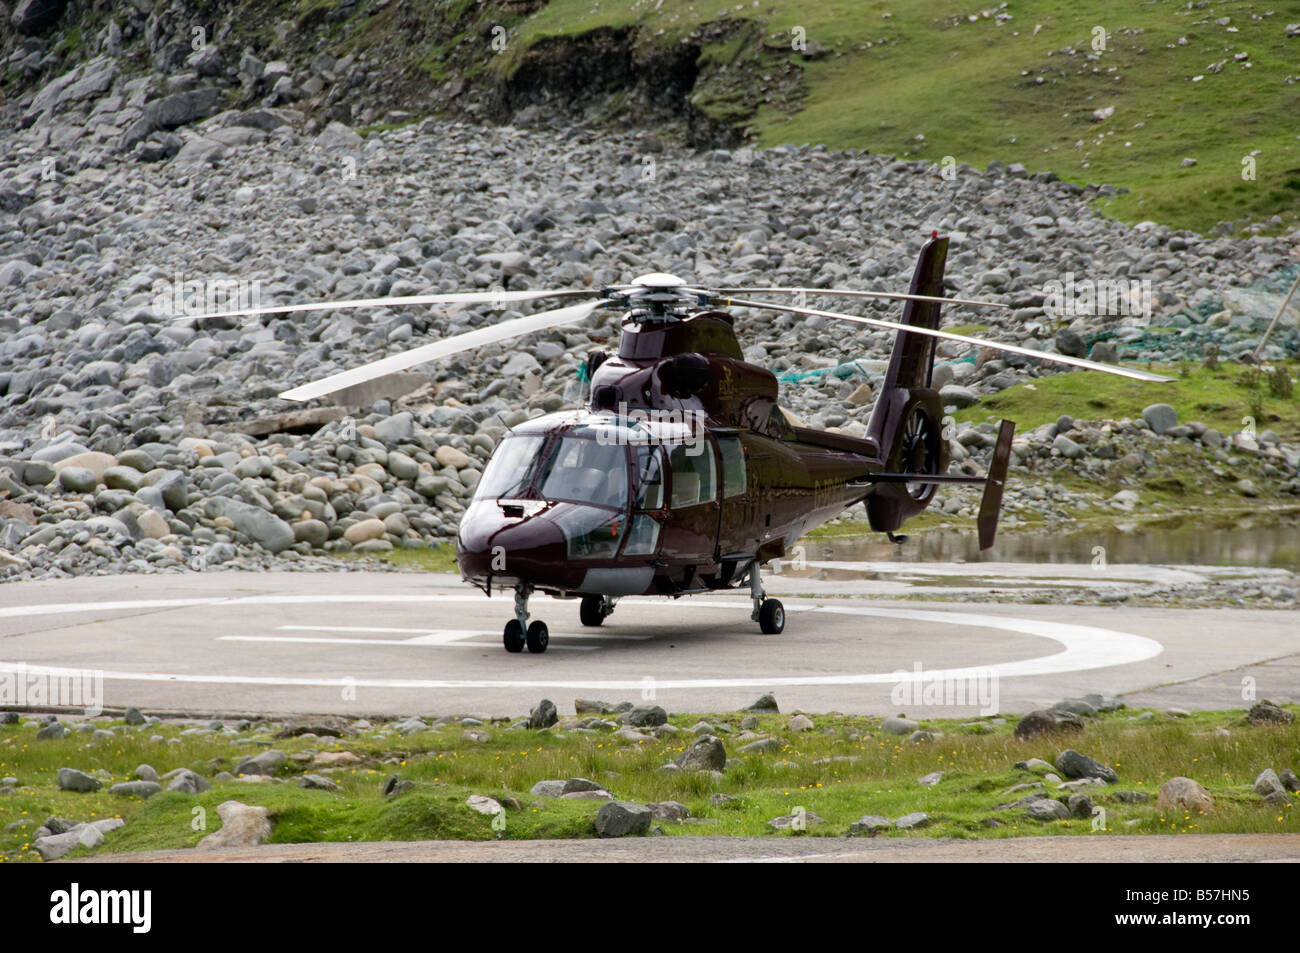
[668,441,716,508]
[633,446,664,510]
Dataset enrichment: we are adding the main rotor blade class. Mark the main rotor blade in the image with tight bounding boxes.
[714,287,1008,310]
[720,296,1172,383]
[182,288,594,323]
[278,299,602,402]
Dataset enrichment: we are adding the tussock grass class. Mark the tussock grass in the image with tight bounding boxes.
[2,704,1296,860]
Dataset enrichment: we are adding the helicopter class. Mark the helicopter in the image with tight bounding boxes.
[207,233,1169,653]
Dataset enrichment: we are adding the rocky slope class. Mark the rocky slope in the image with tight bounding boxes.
[0,41,1298,583]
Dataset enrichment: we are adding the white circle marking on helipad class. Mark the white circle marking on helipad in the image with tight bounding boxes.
[0,594,1163,691]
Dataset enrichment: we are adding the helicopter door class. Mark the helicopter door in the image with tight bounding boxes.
[660,439,720,571]
[714,433,754,565]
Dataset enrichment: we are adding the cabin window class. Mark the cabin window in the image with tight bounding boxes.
[717,435,746,498]
[669,442,716,508]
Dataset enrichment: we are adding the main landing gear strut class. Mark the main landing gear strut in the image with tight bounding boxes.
[749,563,785,635]
[503,584,549,654]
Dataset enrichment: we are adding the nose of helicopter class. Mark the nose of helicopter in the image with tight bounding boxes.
[456,503,582,590]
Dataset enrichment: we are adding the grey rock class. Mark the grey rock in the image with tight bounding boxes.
[235,749,286,777]
[1014,709,1084,739]
[57,768,102,793]
[742,693,779,713]
[109,781,162,798]
[1254,768,1285,798]
[675,735,727,772]
[1025,799,1071,820]
[939,384,980,408]
[738,738,784,755]
[594,801,652,837]
[197,800,273,849]
[881,716,919,735]
[768,810,825,830]
[849,814,893,835]
[299,773,342,791]
[167,769,212,794]
[37,722,69,740]
[528,698,558,729]
[894,812,931,830]
[1246,702,1294,725]
[646,800,690,822]
[1055,749,1118,783]
[1141,403,1179,435]
[619,705,667,727]
[204,498,294,553]
[59,466,98,493]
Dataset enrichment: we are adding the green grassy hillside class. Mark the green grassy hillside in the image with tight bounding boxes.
[504,0,1300,233]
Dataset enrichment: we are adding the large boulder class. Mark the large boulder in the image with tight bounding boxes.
[196,801,274,849]
[57,768,101,793]
[53,451,117,480]
[1055,749,1118,783]
[204,498,294,553]
[742,693,779,713]
[619,705,667,727]
[1141,403,1178,435]
[528,698,558,729]
[1156,776,1213,814]
[594,801,652,837]
[674,735,726,772]
[1014,709,1084,740]
[235,749,286,777]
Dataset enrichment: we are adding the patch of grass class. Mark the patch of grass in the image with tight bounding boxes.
[2,705,1296,859]
[954,362,1300,440]
[344,542,460,573]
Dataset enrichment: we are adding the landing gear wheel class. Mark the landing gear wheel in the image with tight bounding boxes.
[580,595,611,627]
[503,619,525,653]
[758,599,785,635]
[526,620,549,654]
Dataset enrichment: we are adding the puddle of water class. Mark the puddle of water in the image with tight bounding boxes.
[803,524,1300,570]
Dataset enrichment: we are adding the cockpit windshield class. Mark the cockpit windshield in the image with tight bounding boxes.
[474,435,545,500]
[474,433,629,511]
[539,437,627,509]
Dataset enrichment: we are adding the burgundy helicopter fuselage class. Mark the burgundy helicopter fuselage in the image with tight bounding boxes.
[456,305,946,600]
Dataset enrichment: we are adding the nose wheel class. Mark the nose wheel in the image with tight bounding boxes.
[504,585,549,653]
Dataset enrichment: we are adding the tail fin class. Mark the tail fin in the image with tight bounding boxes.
[863,235,950,534]
[881,233,948,391]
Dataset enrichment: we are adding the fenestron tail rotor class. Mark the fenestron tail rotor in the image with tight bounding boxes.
[278,298,602,402]
[714,295,1172,383]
